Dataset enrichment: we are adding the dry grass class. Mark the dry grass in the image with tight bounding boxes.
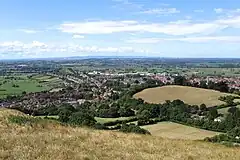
[142,122,221,140]
[133,85,233,107]
[0,109,240,160]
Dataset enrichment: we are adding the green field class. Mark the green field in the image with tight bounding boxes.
[36,116,132,123]
[0,76,50,98]
[37,115,59,119]
[142,122,221,140]
[218,105,240,115]
[95,117,132,124]
[0,74,63,98]
[186,68,240,76]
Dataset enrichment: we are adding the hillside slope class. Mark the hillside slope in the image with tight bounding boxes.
[0,109,239,160]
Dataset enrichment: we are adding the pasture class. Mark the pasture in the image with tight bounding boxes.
[0,76,50,98]
[95,117,132,124]
[0,74,63,98]
[218,105,240,115]
[142,122,221,140]
[133,85,233,107]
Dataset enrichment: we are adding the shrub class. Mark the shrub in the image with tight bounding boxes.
[68,112,96,126]
[119,124,151,135]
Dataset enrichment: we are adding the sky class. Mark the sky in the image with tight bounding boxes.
[1,0,240,59]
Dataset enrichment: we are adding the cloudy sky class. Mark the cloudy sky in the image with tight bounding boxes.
[1,0,240,59]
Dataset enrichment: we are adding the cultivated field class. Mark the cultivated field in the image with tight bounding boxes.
[1,109,240,160]
[133,85,232,107]
[142,122,221,140]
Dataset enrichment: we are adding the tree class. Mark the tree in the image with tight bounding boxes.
[207,108,218,120]
[58,109,72,122]
[199,81,207,89]
[22,91,27,95]
[119,107,135,117]
[120,124,150,135]
[228,107,238,115]
[200,104,207,112]
[227,127,240,138]
[69,112,96,126]
[138,109,151,119]
[174,76,187,86]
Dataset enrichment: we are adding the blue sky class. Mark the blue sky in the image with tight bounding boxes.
[1,0,240,59]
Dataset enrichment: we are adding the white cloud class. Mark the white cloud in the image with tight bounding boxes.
[58,15,240,36]
[112,0,143,9]
[214,8,224,14]
[139,8,180,15]
[72,35,85,39]
[127,36,240,43]
[0,41,147,57]
[59,20,224,36]
[194,9,204,13]
[216,16,240,27]
[214,8,240,16]
[18,29,39,34]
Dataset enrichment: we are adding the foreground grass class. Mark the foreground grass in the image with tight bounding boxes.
[0,109,240,160]
[142,122,221,140]
[133,85,234,107]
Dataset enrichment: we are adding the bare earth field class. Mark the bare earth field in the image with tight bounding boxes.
[142,122,221,140]
[0,109,240,160]
[133,85,232,107]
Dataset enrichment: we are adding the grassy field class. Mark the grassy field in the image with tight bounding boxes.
[0,109,239,160]
[0,76,51,98]
[95,117,132,124]
[133,85,233,107]
[186,68,240,77]
[36,116,132,123]
[0,74,63,98]
[37,115,59,119]
[141,122,221,140]
[218,105,240,115]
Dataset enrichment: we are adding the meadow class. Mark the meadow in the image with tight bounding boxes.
[141,122,221,140]
[0,74,63,98]
[218,105,240,116]
[0,109,239,160]
[133,85,233,107]
[95,117,133,124]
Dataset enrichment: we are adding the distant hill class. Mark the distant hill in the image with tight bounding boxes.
[0,108,239,160]
[133,85,234,107]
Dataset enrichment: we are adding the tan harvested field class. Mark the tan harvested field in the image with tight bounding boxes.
[142,122,221,140]
[1,109,240,160]
[133,85,233,107]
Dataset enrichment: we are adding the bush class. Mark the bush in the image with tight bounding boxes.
[120,124,151,135]
[93,123,109,130]
[68,112,96,126]
[137,119,157,126]
[58,109,72,123]
[12,84,19,88]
